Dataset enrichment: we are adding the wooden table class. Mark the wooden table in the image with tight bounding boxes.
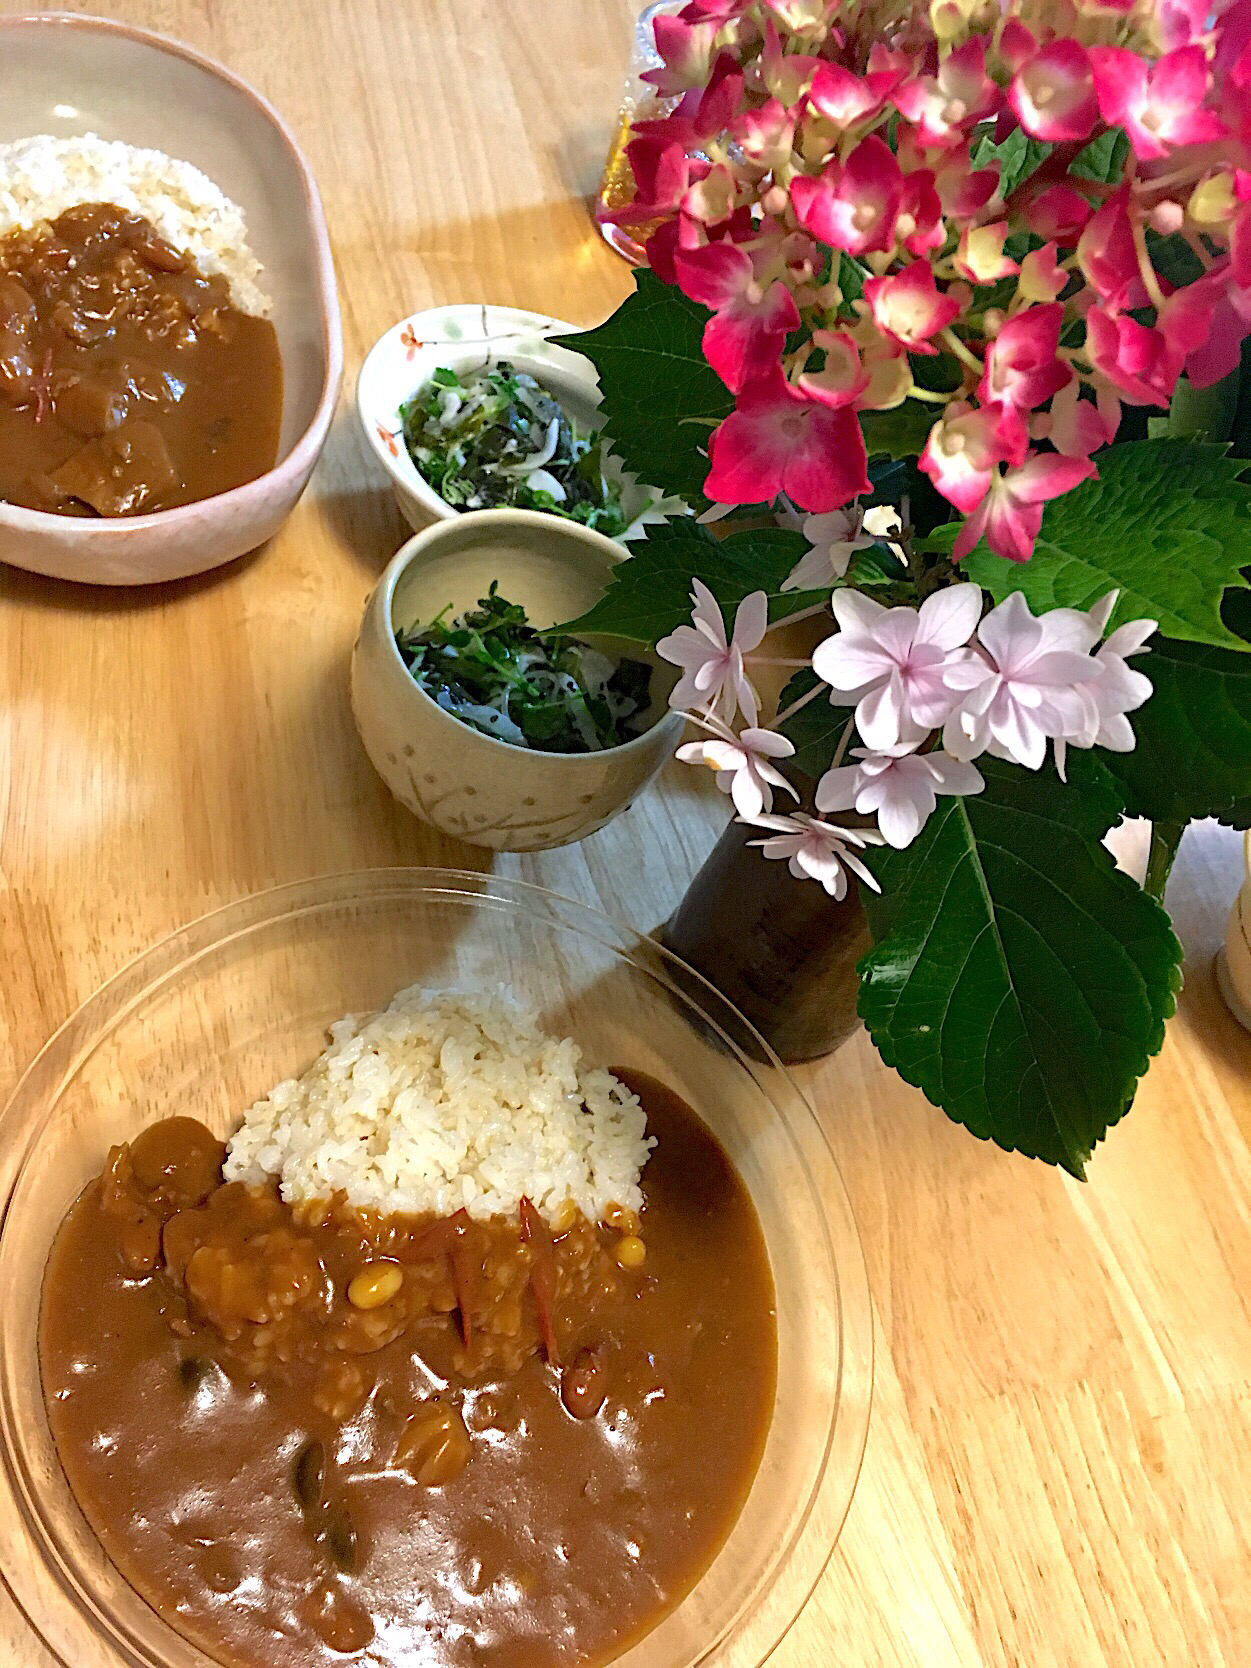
[2,3,1249,1663]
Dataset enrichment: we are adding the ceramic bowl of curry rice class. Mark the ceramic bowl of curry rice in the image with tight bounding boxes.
[0,870,872,1668]
[0,14,342,585]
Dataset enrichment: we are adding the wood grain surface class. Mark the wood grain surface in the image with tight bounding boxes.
[1,4,1249,1664]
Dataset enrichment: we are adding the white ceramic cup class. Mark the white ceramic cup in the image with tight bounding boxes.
[350,510,683,852]
[1217,830,1251,1029]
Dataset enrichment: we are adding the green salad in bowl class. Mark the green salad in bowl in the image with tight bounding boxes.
[400,364,629,537]
[395,584,654,754]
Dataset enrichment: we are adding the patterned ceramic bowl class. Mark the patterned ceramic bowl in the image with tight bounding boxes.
[0,14,342,585]
[356,303,668,539]
[350,510,684,851]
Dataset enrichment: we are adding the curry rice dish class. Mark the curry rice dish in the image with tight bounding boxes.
[0,136,280,516]
[40,992,778,1666]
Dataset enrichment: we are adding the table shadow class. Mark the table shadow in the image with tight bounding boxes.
[0,539,268,617]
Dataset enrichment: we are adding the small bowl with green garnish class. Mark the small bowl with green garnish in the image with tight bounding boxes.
[357,304,673,539]
[349,509,682,851]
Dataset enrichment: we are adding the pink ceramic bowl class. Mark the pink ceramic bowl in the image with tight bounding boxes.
[0,13,343,586]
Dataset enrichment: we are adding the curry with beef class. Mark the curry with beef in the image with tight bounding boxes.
[40,1071,776,1666]
[0,202,281,516]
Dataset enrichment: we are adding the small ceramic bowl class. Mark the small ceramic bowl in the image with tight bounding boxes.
[0,14,343,586]
[1216,830,1251,1030]
[350,510,683,851]
[357,303,667,538]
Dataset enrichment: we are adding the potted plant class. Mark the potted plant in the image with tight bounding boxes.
[556,0,1251,1174]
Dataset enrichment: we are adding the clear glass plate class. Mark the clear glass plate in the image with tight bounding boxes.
[0,869,872,1668]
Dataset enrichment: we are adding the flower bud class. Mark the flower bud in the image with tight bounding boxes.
[1187,172,1237,227]
[1147,201,1184,236]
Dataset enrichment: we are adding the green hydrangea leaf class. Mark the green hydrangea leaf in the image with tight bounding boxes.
[558,518,826,646]
[971,128,1052,198]
[551,271,731,506]
[776,669,849,779]
[858,754,1182,1176]
[1102,630,1251,824]
[836,251,865,306]
[859,399,937,461]
[1070,127,1130,183]
[942,440,1251,651]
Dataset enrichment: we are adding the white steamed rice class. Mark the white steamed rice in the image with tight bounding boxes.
[223,989,654,1224]
[0,133,270,316]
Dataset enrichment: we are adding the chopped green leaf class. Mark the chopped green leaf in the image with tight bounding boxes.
[400,361,627,536]
[395,584,654,754]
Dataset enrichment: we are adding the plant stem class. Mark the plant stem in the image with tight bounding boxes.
[1144,819,1186,902]
[774,678,827,726]
[766,601,831,630]
[938,327,983,374]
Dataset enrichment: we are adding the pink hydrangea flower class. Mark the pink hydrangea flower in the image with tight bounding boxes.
[951,453,1097,564]
[808,60,887,126]
[1077,191,1146,311]
[796,329,870,408]
[673,242,801,392]
[657,580,767,725]
[816,747,985,848]
[614,0,1251,598]
[1023,185,1094,243]
[1086,308,1182,407]
[1041,379,1121,458]
[812,584,984,750]
[703,365,871,512]
[759,17,823,105]
[1017,243,1067,304]
[928,142,999,220]
[642,13,719,95]
[1160,267,1251,389]
[893,38,1001,149]
[979,304,1072,412]
[789,135,902,256]
[746,812,882,897]
[677,716,799,818]
[953,222,1019,285]
[683,162,739,227]
[620,137,696,222]
[1089,44,1224,161]
[896,169,945,255]
[1009,39,1099,143]
[997,17,1037,74]
[863,263,962,355]
[729,97,796,172]
[919,400,1027,513]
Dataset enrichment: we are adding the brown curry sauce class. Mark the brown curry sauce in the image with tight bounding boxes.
[0,202,282,516]
[40,1071,777,1666]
